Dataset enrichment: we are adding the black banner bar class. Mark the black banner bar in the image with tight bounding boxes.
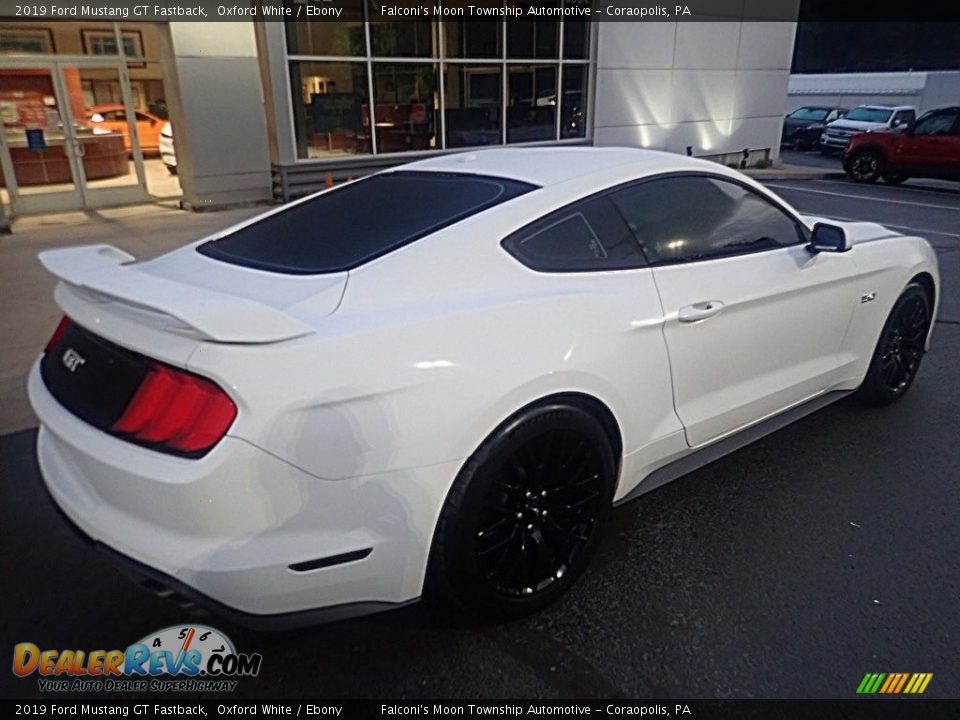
[3,0,960,23]
[2,700,960,719]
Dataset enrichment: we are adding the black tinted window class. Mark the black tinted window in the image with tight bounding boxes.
[609,176,804,265]
[198,172,535,274]
[913,111,959,136]
[502,196,646,272]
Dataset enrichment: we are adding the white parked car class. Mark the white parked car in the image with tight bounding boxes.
[159,121,176,174]
[29,148,939,624]
[819,105,916,153]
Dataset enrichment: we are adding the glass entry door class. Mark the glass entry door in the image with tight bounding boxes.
[0,58,149,214]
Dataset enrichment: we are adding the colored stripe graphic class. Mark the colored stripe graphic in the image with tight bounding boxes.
[857,672,932,694]
[893,673,910,693]
[879,674,896,693]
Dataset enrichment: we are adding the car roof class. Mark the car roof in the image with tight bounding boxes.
[855,104,914,110]
[396,147,725,189]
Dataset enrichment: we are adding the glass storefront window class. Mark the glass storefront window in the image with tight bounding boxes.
[372,63,438,153]
[507,65,557,143]
[282,19,589,158]
[444,64,501,149]
[369,19,435,57]
[444,21,500,59]
[290,61,371,159]
[285,2,365,56]
[563,19,589,59]
[507,21,559,59]
[560,64,587,139]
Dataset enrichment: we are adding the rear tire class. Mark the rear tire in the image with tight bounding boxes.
[847,149,884,183]
[856,283,931,406]
[427,402,615,619]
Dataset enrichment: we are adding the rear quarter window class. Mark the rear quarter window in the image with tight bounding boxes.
[197,172,536,274]
[501,196,647,272]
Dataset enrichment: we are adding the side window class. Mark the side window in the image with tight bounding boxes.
[912,111,959,136]
[826,109,838,122]
[893,110,915,127]
[502,196,647,272]
[609,176,805,265]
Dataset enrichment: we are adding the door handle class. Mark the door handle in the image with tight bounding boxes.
[678,301,724,323]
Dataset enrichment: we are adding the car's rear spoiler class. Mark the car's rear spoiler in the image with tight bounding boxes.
[38,244,315,344]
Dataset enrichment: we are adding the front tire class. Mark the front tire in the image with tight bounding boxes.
[427,402,615,619]
[856,283,932,406]
[847,149,884,183]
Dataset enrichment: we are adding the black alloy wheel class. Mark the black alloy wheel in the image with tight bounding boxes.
[473,427,606,599]
[848,149,884,183]
[428,403,615,618]
[857,283,932,405]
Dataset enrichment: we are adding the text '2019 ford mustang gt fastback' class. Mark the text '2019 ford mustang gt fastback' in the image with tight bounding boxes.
[29,148,939,624]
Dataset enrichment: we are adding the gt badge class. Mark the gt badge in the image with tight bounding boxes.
[61,348,86,372]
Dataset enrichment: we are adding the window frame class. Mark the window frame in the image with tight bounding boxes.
[501,171,810,274]
[892,110,915,127]
[911,110,960,137]
[606,172,811,267]
[500,191,648,274]
[279,17,594,164]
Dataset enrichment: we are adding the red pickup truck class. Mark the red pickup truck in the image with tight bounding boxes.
[843,106,960,184]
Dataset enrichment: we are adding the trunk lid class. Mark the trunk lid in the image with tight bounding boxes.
[40,244,347,344]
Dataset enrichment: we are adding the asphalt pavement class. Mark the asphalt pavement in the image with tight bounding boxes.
[2,177,958,700]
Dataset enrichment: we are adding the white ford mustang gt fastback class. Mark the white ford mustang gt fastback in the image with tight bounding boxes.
[29,148,939,625]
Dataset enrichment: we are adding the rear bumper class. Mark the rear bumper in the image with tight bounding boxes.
[39,484,413,629]
[28,361,458,621]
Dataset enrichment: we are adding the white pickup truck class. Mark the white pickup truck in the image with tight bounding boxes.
[819,105,917,153]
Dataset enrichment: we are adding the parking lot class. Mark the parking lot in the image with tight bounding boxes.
[1,175,958,699]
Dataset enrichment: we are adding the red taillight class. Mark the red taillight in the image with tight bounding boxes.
[44,316,69,353]
[110,362,237,456]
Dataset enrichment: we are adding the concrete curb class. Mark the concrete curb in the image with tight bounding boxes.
[742,167,847,181]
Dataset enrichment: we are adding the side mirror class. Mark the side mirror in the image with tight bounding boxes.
[807,222,849,254]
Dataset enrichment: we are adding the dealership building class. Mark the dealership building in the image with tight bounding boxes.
[0,9,799,216]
